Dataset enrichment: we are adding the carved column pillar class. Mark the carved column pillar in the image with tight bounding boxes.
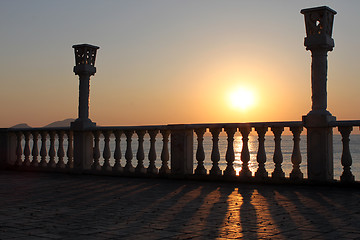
[338,126,354,182]
[23,132,31,167]
[39,131,48,168]
[301,6,337,181]
[135,130,146,174]
[56,131,65,169]
[71,44,99,173]
[159,130,171,175]
[254,126,267,179]
[102,131,112,171]
[71,44,99,128]
[147,130,159,175]
[194,128,207,175]
[290,126,303,180]
[239,126,252,178]
[113,130,123,172]
[124,130,135,173]
[209,127,222,176]
[224,127,236,177]
[271,127,285,179]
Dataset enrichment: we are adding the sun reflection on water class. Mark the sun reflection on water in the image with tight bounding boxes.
[233,135,258,176]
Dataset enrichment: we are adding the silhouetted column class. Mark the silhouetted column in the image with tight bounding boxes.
[170,125,193,175]
[0,129,17,168]
[71,44,99,172]
[301,6,337,181]
[71,44,99,128]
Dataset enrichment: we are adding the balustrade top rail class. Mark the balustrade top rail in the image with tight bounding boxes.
[4,121,305,132]
[7,120,360,132]
[330,120,360,127]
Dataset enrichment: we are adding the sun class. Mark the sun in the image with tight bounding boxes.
[229,87,256,111]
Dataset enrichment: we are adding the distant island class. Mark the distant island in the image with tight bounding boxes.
[43,118,75,128]
[10,118,76,128]
[10,123,32,128]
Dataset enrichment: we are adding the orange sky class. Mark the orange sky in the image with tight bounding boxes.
[1,1,360,127]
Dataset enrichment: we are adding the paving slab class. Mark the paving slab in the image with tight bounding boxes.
[0,170,359,239]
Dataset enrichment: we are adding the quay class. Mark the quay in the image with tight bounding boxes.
[0,170,360,239]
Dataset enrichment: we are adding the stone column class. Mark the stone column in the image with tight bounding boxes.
[301,6,337,181]
[0,129,16,168]
[170,125,194,175]
[70,44,99,172]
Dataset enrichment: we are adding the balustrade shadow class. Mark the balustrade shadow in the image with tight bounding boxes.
[238,188,258,239]
[2,171,360,238]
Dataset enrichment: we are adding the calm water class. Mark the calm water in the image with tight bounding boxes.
[94,134,360,181]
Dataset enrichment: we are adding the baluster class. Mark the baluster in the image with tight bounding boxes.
[159,130,170,175]
[124,130,135,173]
[92,131,101,171]
[102,131,112,171]
[39,131,48,167]
[15,132,23,166]
[29,131,39,167]
[23,132,31,167]
[239,126,252,178]
[254,126,268,178]
[48,131,56,168]
[113,130,123,172]
[290,126,303,180]
[224,127,236,176]
[66,131,73,169]
[194,128,207,175]
[209,127,222,176]
[338,126,355,182]
[271,127,285,179]
[135,130,146,174]
[56,131,65,169]
[147,130,159,174]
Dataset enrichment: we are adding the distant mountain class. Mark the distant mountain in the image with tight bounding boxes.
[10,123,32,128]
[43,118,75,128]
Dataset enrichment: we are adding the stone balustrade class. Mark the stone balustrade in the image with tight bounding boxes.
[330,120,360,183]
[0,128,73,171]
[188,122,305,182]
[1,120,358,184]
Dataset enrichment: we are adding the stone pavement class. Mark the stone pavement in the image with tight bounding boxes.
[0,171,360,240]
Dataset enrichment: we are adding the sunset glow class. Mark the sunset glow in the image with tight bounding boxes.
[229,87,256,111]
[0,1,360,127]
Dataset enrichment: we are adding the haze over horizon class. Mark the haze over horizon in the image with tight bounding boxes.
[1,1,360,128]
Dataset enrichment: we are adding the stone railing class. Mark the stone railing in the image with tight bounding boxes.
[1,120,359,183]
[0,127,73,171]
[330,120,360,182]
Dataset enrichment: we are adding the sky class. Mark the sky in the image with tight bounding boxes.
[1,0,360,127]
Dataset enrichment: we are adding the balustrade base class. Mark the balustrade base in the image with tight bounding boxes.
[195,167,207,175]
[224,168,236,177]
[210,168,222,176]
[159,166,171,175]
[124,165,135,173]
[112,166,123,173]
[91,164,101,171]
[254,171,268,179]
[102,165,112,172]
[272,170,285,179]
[135,166,146,174]
[340,173,355,182]
[290,170,303,180]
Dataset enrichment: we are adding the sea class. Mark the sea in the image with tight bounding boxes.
[92,133,360,181]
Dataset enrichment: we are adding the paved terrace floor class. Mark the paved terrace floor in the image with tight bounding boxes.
[0,171,360,240]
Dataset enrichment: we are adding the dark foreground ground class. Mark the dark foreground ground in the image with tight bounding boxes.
[0,170,360,240]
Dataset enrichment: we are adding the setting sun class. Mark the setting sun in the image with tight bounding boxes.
[229,87,256,111]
